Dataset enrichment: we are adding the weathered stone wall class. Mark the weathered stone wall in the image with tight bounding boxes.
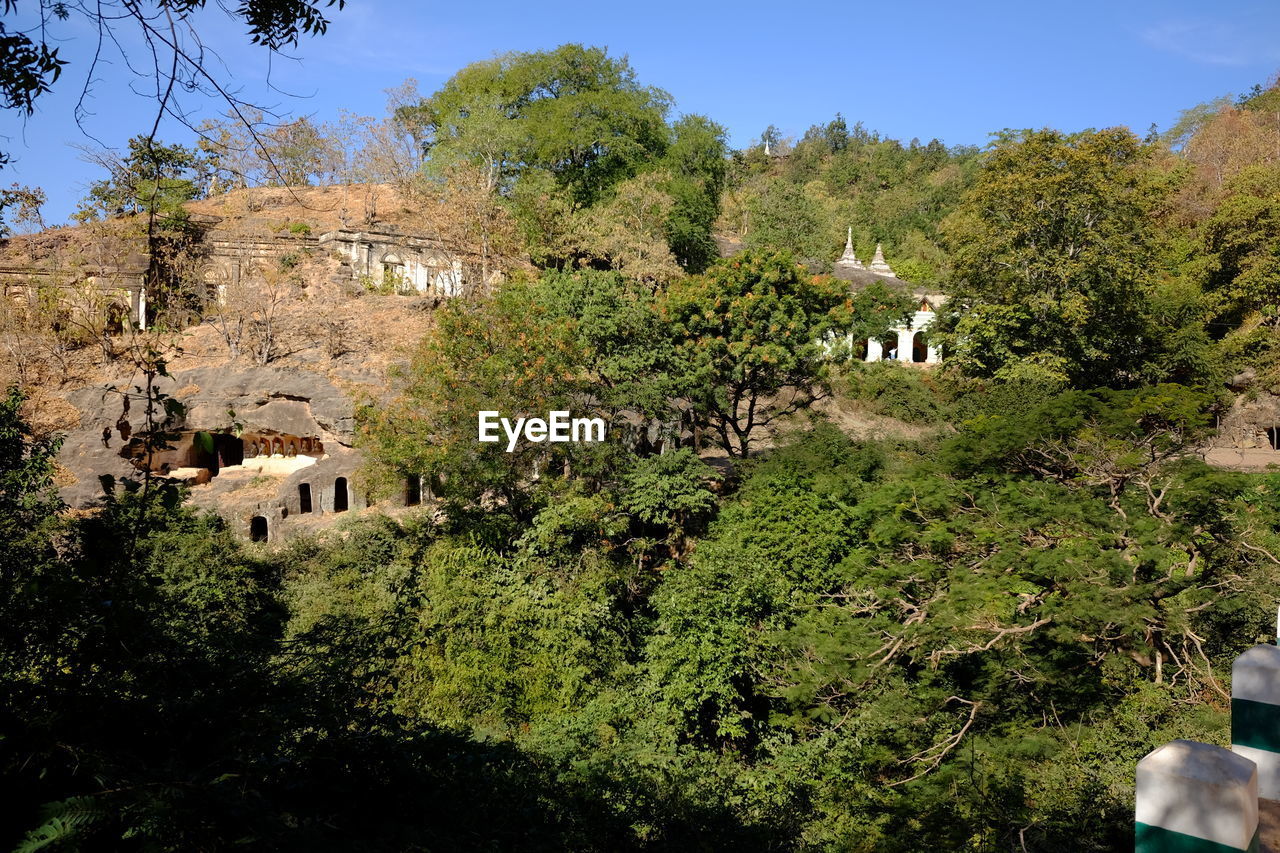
[319,227,463,296]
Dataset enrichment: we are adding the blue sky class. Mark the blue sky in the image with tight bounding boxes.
[4,0,1280,223]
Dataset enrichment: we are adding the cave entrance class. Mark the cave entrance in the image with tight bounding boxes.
[298,483,312,514]
[1268,427,1280,451]
[334,477,349,512]
[215,433,244,468]
[250,516,269,542]
[190,431,219,475]
[405,475,421,507]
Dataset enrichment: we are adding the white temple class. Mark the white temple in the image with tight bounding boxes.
[833,228,942,365]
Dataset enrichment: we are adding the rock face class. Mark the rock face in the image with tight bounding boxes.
[167,365,358,440]
[1203,393,1280,472]
[55,365,413,542]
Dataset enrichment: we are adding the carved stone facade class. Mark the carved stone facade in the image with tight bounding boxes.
[319,227,463,296]
[0,255,150,330]
[1203,394,1280,472]
[1,215,477,333]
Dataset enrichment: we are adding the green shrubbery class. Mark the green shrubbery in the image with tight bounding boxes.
[5,372,1276,849]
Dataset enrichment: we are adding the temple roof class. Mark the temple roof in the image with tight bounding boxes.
[830,230,945,305]
[832,265,915,291]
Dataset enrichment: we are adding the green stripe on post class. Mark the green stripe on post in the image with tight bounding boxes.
[1232,697,1280,753]
[1137,823,1260,853]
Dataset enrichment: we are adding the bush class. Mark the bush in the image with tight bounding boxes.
[841,361,951,425]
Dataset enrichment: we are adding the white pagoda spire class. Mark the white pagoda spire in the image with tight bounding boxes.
[836,227,864,269]
[868,242,896,277]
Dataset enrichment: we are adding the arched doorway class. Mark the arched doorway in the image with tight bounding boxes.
[190,431,218,473]
[912,332,929,363]
[333,477,349,512]
[250,516,269,542]
[382,254,404,289]
[104,302,128,335]
[298,482,313,513]
[215,433,244,467]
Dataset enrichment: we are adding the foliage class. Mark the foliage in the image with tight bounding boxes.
[19,56,1280,853]
[663,250,911,456]
[840,360,951,425]
[0,182,44,235]
[937,127,1173,386]
[1201,165,1280,323]
[0,0,345,168]
[403,44,672,208]
[74,135,210,225]
[400,44,727,275]
[723,118,979,282]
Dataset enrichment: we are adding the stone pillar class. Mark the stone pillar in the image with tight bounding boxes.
[1233,644,1280,800]
[866,338,883,362]
[895,328,913,362]
[1136,740,1258,852]
[926,344,941,364]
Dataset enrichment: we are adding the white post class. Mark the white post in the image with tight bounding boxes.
[1135,740,1258,852]
[1232,643,1280,800]
[866,338,883,362]
[895,328,913,362]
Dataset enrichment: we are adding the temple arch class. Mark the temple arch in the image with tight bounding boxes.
[912,332,929,363]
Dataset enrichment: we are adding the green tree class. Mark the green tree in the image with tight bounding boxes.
[403,44,671,208]
[662,250,911,456]
[0,182,44,235]
[621,448,720,555]
[74,135,209,224]
[1202,164,1280,324]
[938,127,1172,385]
[742,178,828,260]
[359,277,586,518]
[661,115,730,272]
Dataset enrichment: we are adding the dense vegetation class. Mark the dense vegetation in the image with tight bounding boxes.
[7,44,1280,852]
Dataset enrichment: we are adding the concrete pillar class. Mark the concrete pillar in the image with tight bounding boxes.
[1234,644,1280,800]
[1136,740,1258,852]
[866,338,882,362]
[927,344,941,364]
[896,328,913,362]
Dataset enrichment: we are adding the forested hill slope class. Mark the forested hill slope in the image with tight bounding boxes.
[8,46,1280,851]
[719,117,980,283]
